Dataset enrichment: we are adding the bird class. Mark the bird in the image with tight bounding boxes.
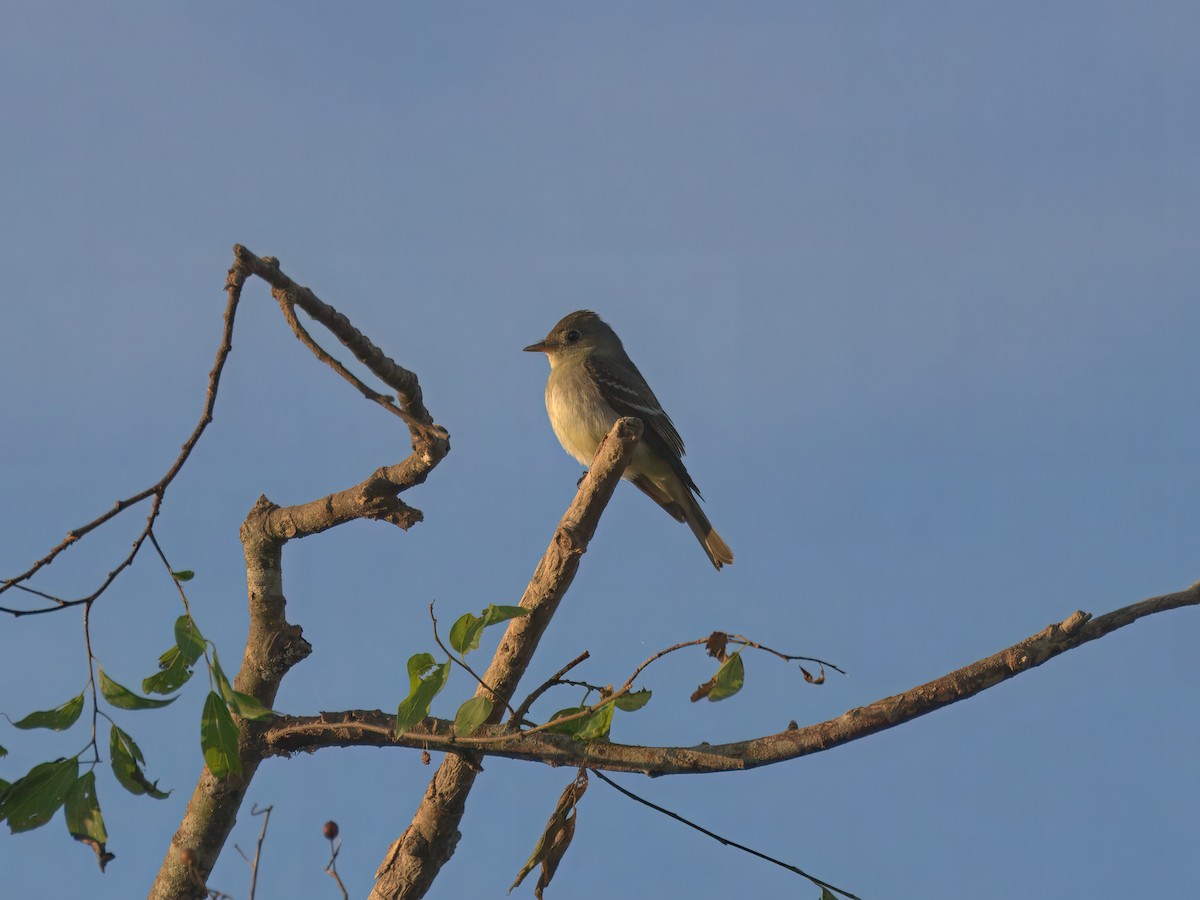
[524,310,733,570]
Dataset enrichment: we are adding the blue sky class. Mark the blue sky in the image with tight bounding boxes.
[1,4,1197,898]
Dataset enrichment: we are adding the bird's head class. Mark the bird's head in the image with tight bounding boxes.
[523,310,622,360]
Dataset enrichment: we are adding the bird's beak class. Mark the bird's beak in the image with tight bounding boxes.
[523,341,548,353]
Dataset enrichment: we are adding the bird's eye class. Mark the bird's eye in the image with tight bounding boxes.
[565,330,581,343]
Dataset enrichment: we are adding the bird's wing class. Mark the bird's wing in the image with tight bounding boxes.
[584,356,702,497]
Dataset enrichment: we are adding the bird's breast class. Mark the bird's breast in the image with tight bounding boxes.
[545,367,618,466]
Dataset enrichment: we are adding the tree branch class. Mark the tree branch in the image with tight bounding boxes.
[367,417,644,900]
[261,581,1199,775]
[231,245,436,435]
[0,267,241,615]
[149,249,449,900]
[510,651,592,727]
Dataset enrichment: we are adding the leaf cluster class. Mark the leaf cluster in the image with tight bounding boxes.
[395,604,530,738]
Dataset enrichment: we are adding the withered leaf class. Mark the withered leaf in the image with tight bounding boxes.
[704,631,729,662]
[509,769,588,898]
[74,834,116,872]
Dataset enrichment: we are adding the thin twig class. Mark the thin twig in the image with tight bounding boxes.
[247,803,273,900]
[509,651,592,727]
[276,294,427,434]
[0,272,242,615]
[325,835,348,900]
[147,530,195,618]
[452,635,825,747]
[590,768,862,900]
[555,678,605,692]
[728,635,846,675]
[81,599,100,764]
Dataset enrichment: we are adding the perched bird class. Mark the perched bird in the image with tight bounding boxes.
[524,310,733,570]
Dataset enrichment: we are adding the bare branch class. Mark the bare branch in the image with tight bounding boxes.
[510,651,592,727]
[232,245,435,434]
[247,804,273,900]
[726,635,846,675]
[325,830,349,900]
[0,273,241,615]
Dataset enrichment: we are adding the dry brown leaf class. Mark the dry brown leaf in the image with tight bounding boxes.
[509,769,589,898]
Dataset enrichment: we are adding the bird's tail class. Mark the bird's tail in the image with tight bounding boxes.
[682,492,734,571]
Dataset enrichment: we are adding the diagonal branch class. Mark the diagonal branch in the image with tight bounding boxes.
[232,245,436,436]
[261,580,1199,775]
[367,417,644,900]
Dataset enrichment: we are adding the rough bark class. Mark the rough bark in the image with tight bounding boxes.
[148,501,311,899]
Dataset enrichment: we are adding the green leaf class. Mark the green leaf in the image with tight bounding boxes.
[227,689,275,721]
[13,692,85,731]
[453,696,493,737]
[448,613,482,655]
[200,691,240,779]
[574,703,614,742]
[174,616,206,665]
[99,668,175,710]
[143,646,193,696]
[109,726,143,795]
[544,707,587,736]
[449,604,530,658]
[0,758,77,833]
[65,770,115,871]
[64,770,107,844]
[613,689,652,712]
[109,726,169,799]
[820,889,838,900]
[708,651,745,702]
[492,603,531,617]
[0,778,9,798]
[0,744,7,758]
[210,650,231,692]
[171,569,194,582]
[406,653,439,691]
[395,659,450,737]
[480,603,529,626]
[211,652,275,721]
